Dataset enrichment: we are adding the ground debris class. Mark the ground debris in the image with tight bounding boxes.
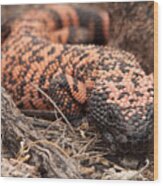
[1,158,39,177]
[1,87,153,180]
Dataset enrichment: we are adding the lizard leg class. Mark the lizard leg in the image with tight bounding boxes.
[48,73,87,124]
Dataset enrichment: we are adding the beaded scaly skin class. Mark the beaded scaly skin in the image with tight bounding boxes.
[1,5,153,158]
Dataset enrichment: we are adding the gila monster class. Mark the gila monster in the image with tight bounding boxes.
[1,5,154,160]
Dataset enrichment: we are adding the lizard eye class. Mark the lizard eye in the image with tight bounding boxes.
[107,109,117,122]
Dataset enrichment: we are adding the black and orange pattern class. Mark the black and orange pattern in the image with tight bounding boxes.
[1,5,153,157]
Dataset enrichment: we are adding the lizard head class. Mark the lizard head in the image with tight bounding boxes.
[87,70,154,167]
